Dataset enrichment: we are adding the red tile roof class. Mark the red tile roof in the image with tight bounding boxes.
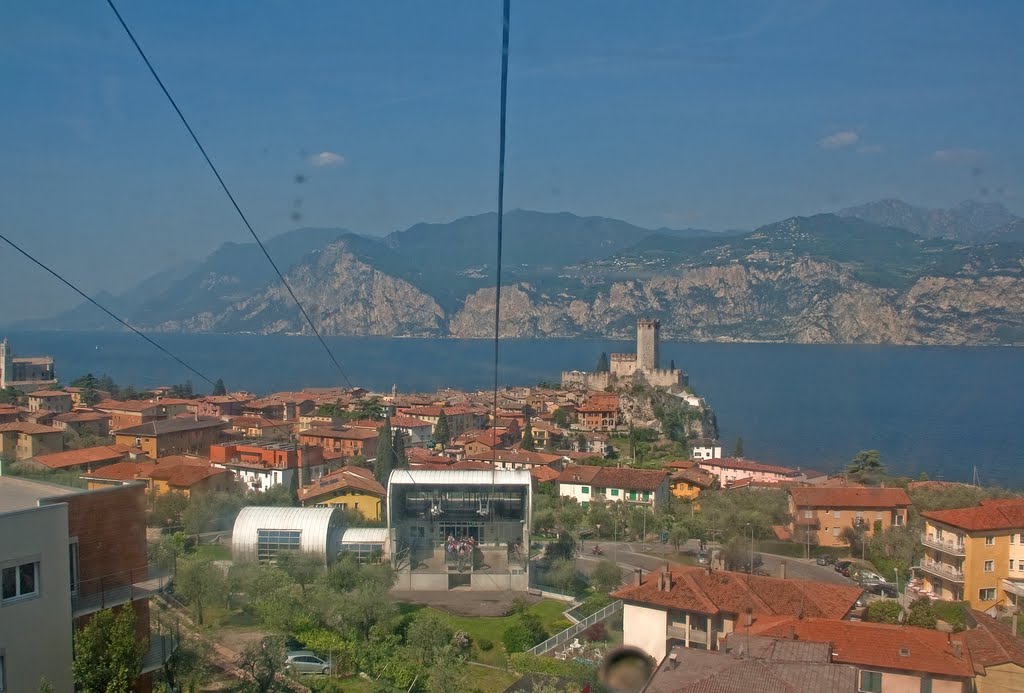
[302,426,379,441]
[53,411,111,423]
[612,566,862,621]
[468,449,564,466]
[921,499,1024,532]
[664,460,697,470]
[390,416,433,429]
[748,617,975,678]
[671,467,716,488]
[0,422,62,435]
[154,454,210,467]
[530,466,560,484]
[95,399,165,413]
[299,465,385,501]
[31,444,133,469]
[700,458,799,476]
[148,464,230,488]
[788,486,912,509]
[81,460,156,482]
[964,608,1024,670]
[27,390,72,398]
[557,464,668,492]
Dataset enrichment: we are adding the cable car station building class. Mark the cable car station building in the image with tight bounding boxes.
[387,469,531,591]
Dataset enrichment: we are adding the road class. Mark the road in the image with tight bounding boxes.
[575,539,856,587]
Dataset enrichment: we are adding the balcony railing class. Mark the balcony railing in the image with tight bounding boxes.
[917,560,965,583]
[1002,579,1024,599]
[667,624,709,645]
[920,533,967,556]
[140,634,178,674]
[72,564,171,617]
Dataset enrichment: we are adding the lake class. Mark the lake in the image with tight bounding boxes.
[4,330,1022,486]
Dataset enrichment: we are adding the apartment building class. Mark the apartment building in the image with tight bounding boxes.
[298,465,386,520]
[0,422,63,460]
[210,440,326,492]
[919,498,1024,610]
[298,426,379,459]
[697,457,802,487]
[26,390,73,414]
[787,487,912,547]
[114,416,227,458]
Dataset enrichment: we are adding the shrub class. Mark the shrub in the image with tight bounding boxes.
[506,597,531,616]
[508,653,599,680]
[863,600,903,624]
[502,622,535,654]
[452,630,472,651]
[477,638,494,651]
[574,593,613,618]
[548,618,572,634]
[582,622,608,642]
[907,597,938,629]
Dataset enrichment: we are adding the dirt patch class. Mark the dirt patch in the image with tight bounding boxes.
[216,627,269,653]
[390,590,543,617]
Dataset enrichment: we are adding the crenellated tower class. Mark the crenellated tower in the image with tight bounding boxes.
[636,318,660,371]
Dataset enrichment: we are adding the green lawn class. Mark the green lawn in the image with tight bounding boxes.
[421,599,570,667]
[465,665,519,692]
[193,543,232,561]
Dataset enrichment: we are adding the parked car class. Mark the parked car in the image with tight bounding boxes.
[816,554,836,566]
[697,552,709,566]
[834,560,854,577]
[864,582,899,598]
[854,570,885,585]
[285,651,329,675]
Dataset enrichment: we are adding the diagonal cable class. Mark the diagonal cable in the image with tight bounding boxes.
[104,0,352,388]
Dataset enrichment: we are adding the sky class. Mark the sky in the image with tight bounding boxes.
[1,0,1023,321]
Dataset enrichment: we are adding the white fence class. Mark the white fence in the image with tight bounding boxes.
[526,600,623,656]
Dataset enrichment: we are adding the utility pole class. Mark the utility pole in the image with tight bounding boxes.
[746,522,755,575]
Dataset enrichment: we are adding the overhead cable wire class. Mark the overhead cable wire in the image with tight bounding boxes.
[103,0,353,388]
[0,231,295,440]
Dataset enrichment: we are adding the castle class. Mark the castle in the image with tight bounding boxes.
[561,318,687,390]
[0,338,56,390]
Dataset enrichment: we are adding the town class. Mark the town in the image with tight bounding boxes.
[1,323,1022,693]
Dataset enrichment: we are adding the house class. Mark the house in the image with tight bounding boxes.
[113,416,227,458]
[788,486,912,548]
[611,565,863,663]
[748,616,976,693]
[469,449,566,472]
[0,477,173,692]
[0,422,64,460]
[389,415,434,447]
[669,466,717,500]
[228,415,292,440]
[197,395,251,418]
[645,640,857,693]
[24,444,136,474]
[692,443,723,461]
[963,608,1024,692]
[51,410,112,437]
[0,405,20,424]
[245,396,314,422]
[396,405,477,439]
[210,440,325,492]
[26,390,73,414]
[63,387,112,407]
[575,394,619,432]
[298,426,379,458]
[698,457,802,487]
[458,428,515,458]
[524,420,565,448]
[569,430,613,457]
[298,465,386,520]
[918,498,1024,609]
[95,399,171,432]
[146,463,234,497]
[557,464,670,509]
[80,461,158,491]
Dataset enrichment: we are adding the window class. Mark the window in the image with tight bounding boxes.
[875,511,883,521]
[833,510,841,519]
[611,489,619,497]
[979,588,997,601]
[804,509,813,519]
[859,670,882,693]
[642,491,650,500]
[1012,534,1017,544]
[256,529,302,562]
[920,676,932,693]
[985,560,994,572]
[833,527,841,537]
[1,562,39,602]
[69,541,79,596]
[986,536,995,545]
[1010,560,1015,571]
[581,486,589,494]
[628,491,637,500]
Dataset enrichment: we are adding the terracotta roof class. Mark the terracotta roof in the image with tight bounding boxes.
[700,458,800,476]
[347,419,386,430]
[728,477,801,490]
[451,460,494,471]
[921,499,1024,532]
[664,460,697,470]
[148,464,230,488]
[154,454,210,467]
[114,416,226,436]
[301,426,379,441]
[530,466,560,484]
[230,416,289,429]
[748,617,975,678]
[389,416,433,429]
[53,411,110,423]
[30,444,133,470]
[96,399,165,413]
[0,422,63,435]
[468,449,564,466]
[612,566,862,620]
[27,390,72,398]
[964,608,1024,670]
[557,464,668,492]
[788,486,912,509]
[671,467,716,488]
[405,448,455,464]
[80,460,156,482]
[299,465,385,501]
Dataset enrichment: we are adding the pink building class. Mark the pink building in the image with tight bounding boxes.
[697,457,802,487]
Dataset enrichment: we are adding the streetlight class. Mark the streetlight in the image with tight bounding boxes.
[746,522,755,575]
[894,568,901,605]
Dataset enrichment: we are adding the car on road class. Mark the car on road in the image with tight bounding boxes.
[834,560,854,577]
[285,651,329,675]
[815,554,836,566]
[863,582,899,598]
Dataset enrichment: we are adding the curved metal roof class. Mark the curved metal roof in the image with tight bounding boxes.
[232,505,340,562]
[387,469,531,489]
[341,527,388,544]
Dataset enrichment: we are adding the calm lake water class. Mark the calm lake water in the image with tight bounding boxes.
[5,330,1023,486]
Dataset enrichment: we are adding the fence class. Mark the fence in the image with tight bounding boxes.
[72,564,172,616]
[526,600,623,656]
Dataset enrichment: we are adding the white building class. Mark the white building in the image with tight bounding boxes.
[390,415,435,447]
[691,444,723,461]
[232,506,344,564]
[556,465,670,509]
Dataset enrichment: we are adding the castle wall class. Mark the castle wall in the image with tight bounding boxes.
[610,354,638,378]
[644,368,685,389]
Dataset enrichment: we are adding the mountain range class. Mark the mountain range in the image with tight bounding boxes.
[15,203,1024,345]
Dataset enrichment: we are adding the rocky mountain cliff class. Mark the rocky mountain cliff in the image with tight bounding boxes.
[839,199,1024,244]
[25,209,1024,345]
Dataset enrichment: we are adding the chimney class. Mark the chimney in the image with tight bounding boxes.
[789,626,797,641]
[634,568,643,586]
[951,640,962,659]
[1013,614,1019,635]
[779,561,786,580]
[744,609,753,628]
[657,572,665,591]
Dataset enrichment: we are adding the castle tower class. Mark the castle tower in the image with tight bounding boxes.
[636,318,659,371]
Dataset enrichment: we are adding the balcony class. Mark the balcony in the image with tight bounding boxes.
[917,560,965,583]
[795,516,820,528]
[667,625,710,646]
[1002,579,1024,599]
[140,634,178,674]
[72,565,171,617]
[920,533,966,556]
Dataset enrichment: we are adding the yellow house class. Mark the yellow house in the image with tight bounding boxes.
[298,465,385,521]
[669,466,716,501]
[964,608,1024,693]
[919,499,1024,610]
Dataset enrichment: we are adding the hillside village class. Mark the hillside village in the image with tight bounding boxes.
[1,329,1023,692]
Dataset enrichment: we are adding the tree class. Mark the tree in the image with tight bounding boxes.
[906,597,938,629]
[544,531,578,561]
[275,551,323,596]
[591,559,623,593]
[0,386,22,405]
[176,555,227,626]
[503,614,547,654]
[149,491,189,529]
[158,637,209,693]
[595,352,610,373]
[212,378,227,396]
[522,421,537,451]
[237,636,288,693]
[73,607,144,693]
[840,525,868,560]
[668,524,690,552]
[552,408,569,428]
[847,449,885,482]
[405,612,455,666]
[393,429,408,468]
[433,410,452,447]
[734,437,744,458]
[374,418,395,484]
[863,600,903,624]
[334,585,397,640]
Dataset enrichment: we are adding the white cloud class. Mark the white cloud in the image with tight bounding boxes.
[931,148,984,165]
[857,144,885,155]
[819,130,859,149]
[308,151,345,167]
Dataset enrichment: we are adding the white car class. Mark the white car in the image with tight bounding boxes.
[285,650,329,675]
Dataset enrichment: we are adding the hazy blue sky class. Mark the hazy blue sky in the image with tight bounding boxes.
[2,1,1022,320]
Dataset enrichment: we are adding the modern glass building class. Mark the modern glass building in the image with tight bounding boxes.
[387,469,531,591]
[232,506,344,564]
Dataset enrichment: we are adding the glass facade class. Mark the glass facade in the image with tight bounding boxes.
[256,528,302,562]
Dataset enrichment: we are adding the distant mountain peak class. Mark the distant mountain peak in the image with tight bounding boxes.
[839,198,1021,244]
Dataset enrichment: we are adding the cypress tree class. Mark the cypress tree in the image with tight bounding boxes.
[434,410,452,447]
[212,378,227,396]
[374,418,395,484]
[393,429,407,468]
[734,437,744,458]
[596,352,610,373]
[521,421,536,451]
